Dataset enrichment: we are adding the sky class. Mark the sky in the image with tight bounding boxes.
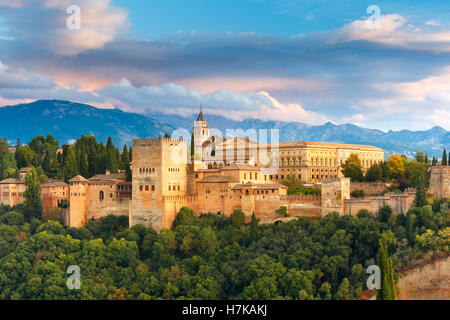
[0,0,449,131]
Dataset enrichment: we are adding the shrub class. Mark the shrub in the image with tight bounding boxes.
[276,206,289,217]
[351,190,365,198]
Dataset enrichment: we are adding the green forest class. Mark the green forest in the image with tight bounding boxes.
[0,200,448,300]
[0,135,132,182]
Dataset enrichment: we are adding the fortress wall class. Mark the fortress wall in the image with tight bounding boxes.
[344,189,416,216]
[350,182,390,195]
[285,195,322,218]
[85,183,129,221]
[41,186,69,221]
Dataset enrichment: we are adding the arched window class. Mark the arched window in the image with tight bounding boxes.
[99,191,104,201]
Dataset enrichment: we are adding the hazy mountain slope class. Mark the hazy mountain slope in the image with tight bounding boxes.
[0,100,448,158]
[0,100,174,147]
[151,113,449,158]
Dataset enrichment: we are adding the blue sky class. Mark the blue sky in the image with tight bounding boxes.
[0,0,449,131]
[114,0,450,37]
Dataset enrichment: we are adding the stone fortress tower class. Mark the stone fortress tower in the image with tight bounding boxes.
[429,165,450,200]
[129,137,188,231]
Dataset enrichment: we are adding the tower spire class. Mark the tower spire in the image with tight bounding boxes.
[197,104,206,121]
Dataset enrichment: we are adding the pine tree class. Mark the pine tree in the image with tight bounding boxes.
[377,235,396,300]
[442,149,448,166]
[64,147,78,181]
[24,166,43,220]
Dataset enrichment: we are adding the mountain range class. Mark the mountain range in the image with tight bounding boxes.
[0,100,448,158]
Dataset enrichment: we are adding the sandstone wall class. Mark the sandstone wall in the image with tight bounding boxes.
[344,189,416,216]
[429,166,450,200]
[350,182,390,195]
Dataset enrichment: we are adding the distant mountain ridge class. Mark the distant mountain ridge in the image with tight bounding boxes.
[149,113,449,158]
[0,100,174,147]
[0,100,448,158]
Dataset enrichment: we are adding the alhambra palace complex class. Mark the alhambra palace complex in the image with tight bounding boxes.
[1,111,449,231]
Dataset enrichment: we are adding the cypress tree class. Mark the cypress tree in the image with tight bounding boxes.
[64,147,78,181]
[250,212,259,243]
[190,132,195,159]
[377,235,396,300]
[432,157,437,166]
[415,176,427,208]
[405,211,414,244]
[79,148,89,178]
[24,166,43,220]
[121,145,131,181]
[442,149,447,166]
[105,137,119,173]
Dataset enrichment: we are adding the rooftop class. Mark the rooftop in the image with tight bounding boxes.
[42,180,69,188]
[69,175,88,183]
[88,173,126,183]
[197,175,239,183]
[0,178,23,184]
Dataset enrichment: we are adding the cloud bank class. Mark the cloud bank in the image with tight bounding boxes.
[0,1,449,131]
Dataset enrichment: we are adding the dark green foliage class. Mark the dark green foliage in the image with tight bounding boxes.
[377,234,396,300]
[275,206,289,217]
[342,162,363,182]
[0,134,132,185]
[23,166,43,221]
[0,199,447,300]
[351,190,365,198]
[249,212,259,243]
[365,163,383,182]
[230,209,245,227]
[121,145,131,181]
[378,205,392,224]
[287,187,321,196]
[442,149,447,166]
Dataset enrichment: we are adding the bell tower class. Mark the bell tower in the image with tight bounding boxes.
[193,106,210,160]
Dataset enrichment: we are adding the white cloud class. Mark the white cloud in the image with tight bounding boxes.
[425,20,442,27]
[0,0,129,55]
[96,79,330,125]
[330,14,450,52]
[0,60,97,102]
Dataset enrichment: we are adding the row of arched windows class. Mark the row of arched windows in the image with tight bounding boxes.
[139,168,155,174]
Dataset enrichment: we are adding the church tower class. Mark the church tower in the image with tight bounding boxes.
[193,106,210,161]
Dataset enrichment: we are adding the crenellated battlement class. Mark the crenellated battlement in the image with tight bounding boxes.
[133,137,185,146]
[282,194,321,201]
[162,195,199,202]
